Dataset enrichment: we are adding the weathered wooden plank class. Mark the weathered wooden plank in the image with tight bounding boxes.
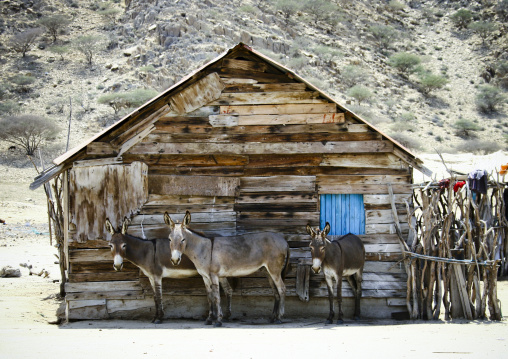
[364,194,412,205]
[147,132,383,144]
[154,122,348,135]
[70,261,138,273]
[145,194,235,207]
[209,113,344,127]
[364,243,402,253]
[66,290,145,301]
[209,91,327,106]
[321,153,407,169]
[215,67,293,83]
[222,58,268,72]
[223,82,307,93]
[67,299,108,320]
[219,103,336,115]
[237,212,319,221]
[317,183,413,194]
[124,154,249,167]
[87,142,117,156]
[130,212,236,225]
[317,175,411,187]
[65,281,143,292]
[73,157,123,168]
[68,271,139,282]
[69,249,111,263]
[112,104,172,147]
[130,141,394,155]
[236,192,317,204]
[240,176,315,193]
[366,209,407,224]
[68,239,110,249]
[148,175,239,197]
[234,202,318,212]
[365,223,409,234]
[169,72,225,114]
[249,155,323,168]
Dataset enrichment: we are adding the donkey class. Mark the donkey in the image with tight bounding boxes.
[164,211,290,327]
[306,222,365,324]
[105,218,233,324]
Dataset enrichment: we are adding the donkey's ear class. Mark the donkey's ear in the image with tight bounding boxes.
[323,222,331,236]
[182,210,191,227]
[121,217,129,235]
[105,219,115,235]
[306,224,315,237]
[164,212,175,228]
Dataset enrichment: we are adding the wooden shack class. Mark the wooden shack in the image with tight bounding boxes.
[32,43,431,321]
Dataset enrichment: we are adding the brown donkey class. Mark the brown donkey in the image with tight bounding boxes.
[164,211,290,327]
[105,218,233,324]
[306,222,365,324]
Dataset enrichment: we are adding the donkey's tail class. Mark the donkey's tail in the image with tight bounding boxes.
[281,244,291,281]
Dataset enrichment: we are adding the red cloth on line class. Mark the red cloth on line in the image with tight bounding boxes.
[453,181,466,192]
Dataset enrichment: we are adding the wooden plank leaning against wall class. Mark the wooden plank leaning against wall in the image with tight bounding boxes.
[65,54,413,319]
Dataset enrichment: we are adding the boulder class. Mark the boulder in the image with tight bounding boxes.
[0,266,21,278]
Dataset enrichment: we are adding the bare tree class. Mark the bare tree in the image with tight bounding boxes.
[9,28,44,57]
[37,15,71,43]
[72,35,106,66]
[0,115,59,156]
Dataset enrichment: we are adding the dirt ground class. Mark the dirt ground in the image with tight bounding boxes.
[1,165,508,359]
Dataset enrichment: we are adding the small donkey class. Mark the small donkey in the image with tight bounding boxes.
[306,222,365,324]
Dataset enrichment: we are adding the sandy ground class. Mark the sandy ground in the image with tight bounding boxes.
[1,163,508,359]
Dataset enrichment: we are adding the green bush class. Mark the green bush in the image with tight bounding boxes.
[303,0,339,25]
[475,85,505,113]
[347,85,373,106]
[456,139,502,154]
[418,73,447,95]
[273,0,302,24]
[453,119,481,138]
[37,15,71,43]
[450,9,473,29]
[98,88,158,114]
[48,45,69,61]
[73,35,106,66]
[369,25,398,49]
[0,100,21,115]
[139,65,156,73]
[341,65,367,87]
[468,21,497,44]
[389,52,421,75]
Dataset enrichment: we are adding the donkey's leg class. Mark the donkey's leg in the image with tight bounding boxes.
[336,274,344,324]
[346,275,359,320]
[354,269,363,320]
[324,274,335,324]
[211,273,223,327]
[151,277,164,324]
[201,275,215,325]
[265,273,280,323]
[219,278,233,321]
[267,270,286,324]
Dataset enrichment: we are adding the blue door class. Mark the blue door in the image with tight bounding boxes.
[320,194,365,235]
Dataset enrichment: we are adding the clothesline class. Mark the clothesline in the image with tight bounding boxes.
[403,251,500,267]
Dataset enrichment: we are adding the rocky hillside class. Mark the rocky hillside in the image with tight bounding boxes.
[0,0,507,167]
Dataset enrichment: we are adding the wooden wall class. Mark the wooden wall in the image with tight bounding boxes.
[65,48,413,321]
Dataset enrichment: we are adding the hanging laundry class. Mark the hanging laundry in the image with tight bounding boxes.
[438,178,450,190]
[453,180,466,193]
[468,169,488,194]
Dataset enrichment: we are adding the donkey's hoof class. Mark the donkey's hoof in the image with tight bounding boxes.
[153,319,162,324]
[214,321,223,328]
[205,318,213,325]
[325,319,333,324]
[272,319,282,325]
[336,319,344,325]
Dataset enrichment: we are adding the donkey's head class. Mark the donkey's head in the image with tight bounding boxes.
[105,218,129,271]
[164,211,191,266]
[306,222,330,274]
